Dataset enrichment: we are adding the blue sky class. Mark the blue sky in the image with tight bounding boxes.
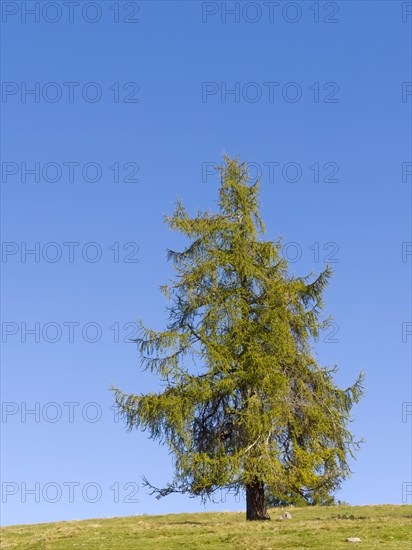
[1,0,411,526]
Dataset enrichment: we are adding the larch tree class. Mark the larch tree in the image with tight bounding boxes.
[113,156,364,521]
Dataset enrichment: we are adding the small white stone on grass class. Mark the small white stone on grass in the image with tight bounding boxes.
[345,537,361,543]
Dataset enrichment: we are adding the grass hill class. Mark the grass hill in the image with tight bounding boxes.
[1,505,411,549]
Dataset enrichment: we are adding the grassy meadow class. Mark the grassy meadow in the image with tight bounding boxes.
[1,505,411,549]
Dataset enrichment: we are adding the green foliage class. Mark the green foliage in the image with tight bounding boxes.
[113,156,364,505]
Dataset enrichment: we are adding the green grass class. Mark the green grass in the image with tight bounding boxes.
[1,505,411,549]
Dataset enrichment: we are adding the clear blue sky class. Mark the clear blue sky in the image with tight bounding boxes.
[1,0,411,526]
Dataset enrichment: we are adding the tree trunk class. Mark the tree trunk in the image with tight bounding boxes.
[246,480,270,521]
